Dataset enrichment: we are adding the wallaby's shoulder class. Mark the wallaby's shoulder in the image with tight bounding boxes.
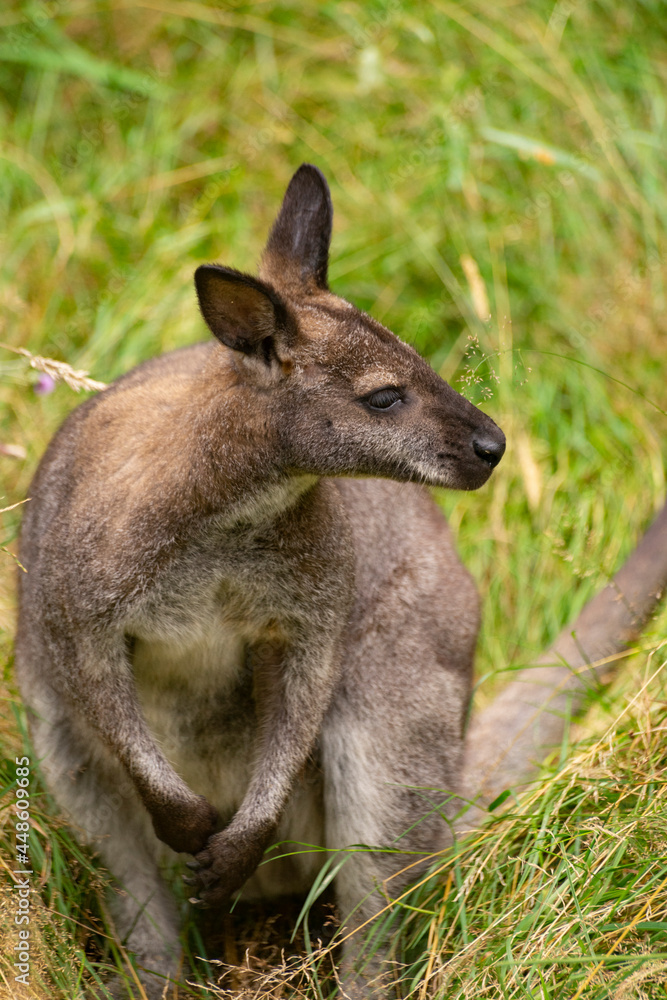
[30,341,215,482]
[60,340,217,436]
[19,342,225,582]
[104,340,216,396]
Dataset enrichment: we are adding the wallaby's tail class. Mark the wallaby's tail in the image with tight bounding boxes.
[460,499,667,823]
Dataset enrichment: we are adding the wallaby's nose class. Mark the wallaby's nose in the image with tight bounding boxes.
[472,430,506,469]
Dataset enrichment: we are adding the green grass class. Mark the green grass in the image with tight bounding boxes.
[1,1,666,997]
[393,656,667,999]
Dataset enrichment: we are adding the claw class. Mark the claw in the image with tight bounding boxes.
[189,896,207,908]
[182,875,197,886]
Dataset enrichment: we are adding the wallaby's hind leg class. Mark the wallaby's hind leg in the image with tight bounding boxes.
[324,482,478,996]
[323,667,469,997]
[27,691,182,999]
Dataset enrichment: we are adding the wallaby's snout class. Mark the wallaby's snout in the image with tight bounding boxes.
[405,380,506,491]
[436,406,506,490]
[393,359,506,491]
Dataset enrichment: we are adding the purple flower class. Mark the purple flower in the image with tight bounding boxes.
[34,372,56,395]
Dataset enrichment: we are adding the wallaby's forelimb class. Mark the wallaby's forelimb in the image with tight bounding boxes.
[461,499,667,816]
[187,635,344,905]
[42,631,219,854]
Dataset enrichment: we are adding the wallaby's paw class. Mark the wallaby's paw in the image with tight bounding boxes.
[102,969,177,1000]
[184,827,268,907]
[151,794,218,855]
[339,964,404,1000]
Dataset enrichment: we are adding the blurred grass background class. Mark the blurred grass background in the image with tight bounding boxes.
[0,1,666,997]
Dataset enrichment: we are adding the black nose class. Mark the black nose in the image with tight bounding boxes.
[472,430,506,469]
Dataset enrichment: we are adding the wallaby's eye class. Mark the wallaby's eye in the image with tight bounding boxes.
[365,387,404,411]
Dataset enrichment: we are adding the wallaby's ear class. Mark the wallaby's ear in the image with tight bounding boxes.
[194,265,291,357]
[260,163,333,292]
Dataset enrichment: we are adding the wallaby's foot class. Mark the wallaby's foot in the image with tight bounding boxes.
[149,793,218,855]
[339,963,403,1000]
[103,965,181,1000]
[185,826,271,906]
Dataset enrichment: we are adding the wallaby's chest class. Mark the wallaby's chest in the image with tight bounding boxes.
[115,470,348,643]
[125,510,329,644]
[127,536,298,728]
[124,505,348,806]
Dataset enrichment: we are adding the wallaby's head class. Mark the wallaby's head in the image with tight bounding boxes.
[195,164,505,491]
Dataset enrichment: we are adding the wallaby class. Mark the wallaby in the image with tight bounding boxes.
[15,163,506,998]
[16,162,667,1000]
